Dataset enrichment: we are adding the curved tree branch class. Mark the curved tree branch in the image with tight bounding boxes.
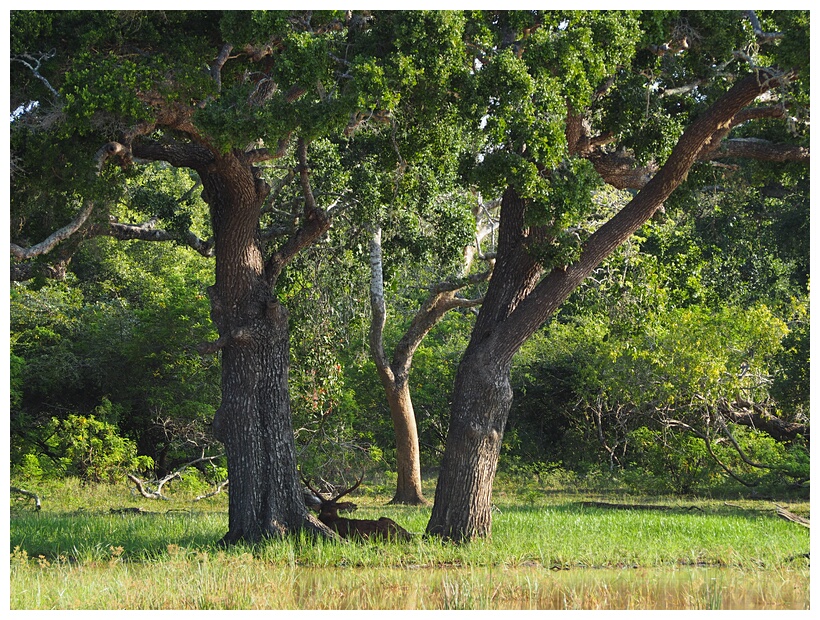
[493,67,795,362]
[11,50,60,101]
[744,10,784,43]
[12,147,216,281]
[665,419,759,487]
[210,43,234,93]
[10,201,95,260]
[264,138,332,285]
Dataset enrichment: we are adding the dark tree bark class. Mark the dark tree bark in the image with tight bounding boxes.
[88,134,335,543]
[196,148,333,543]
[427,68,794,542]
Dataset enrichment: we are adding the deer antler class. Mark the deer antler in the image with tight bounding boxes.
[301,475,327,500]
[330,470,365,503]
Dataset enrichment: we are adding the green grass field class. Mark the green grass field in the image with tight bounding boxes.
[9,477,810,609]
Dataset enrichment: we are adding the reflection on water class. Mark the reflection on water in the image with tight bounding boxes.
[283,565,809,610]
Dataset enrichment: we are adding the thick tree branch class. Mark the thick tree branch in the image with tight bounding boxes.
[588,150,658,190]
[493,67,792,362]
[88,218,215,257]
[264,138,331,286]
[11,151,215,280]
[125,97,207,145]
[719,402,808,442]
[701,137,809,163]
[240,148,278,165]
[132,140,215,171]
[10,201,95,260]
[210,43,234,92]
[391,263,493,380]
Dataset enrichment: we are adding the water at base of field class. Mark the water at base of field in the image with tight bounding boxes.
[279,565,809,610]
[11,560,809,610]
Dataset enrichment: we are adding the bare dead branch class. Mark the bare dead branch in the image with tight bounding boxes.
[127,472,178,500]
[10,201,95,260]
[195,479,229,501]
[775,505,810,528]
[12,50,60,100]
[10,486,42,511]
[128,453,224,500]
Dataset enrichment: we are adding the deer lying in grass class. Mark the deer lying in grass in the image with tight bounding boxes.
[303,475,412,541]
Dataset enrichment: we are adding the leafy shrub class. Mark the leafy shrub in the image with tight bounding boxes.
[12,453,44,482]
[46,413,154,482]
[623,426,722,494]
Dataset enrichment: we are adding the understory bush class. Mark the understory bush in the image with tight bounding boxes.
[622,424,809,496]
[30,412,153,483]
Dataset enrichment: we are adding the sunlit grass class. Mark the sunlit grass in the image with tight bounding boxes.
[9,478,810,609]
[10,557,808,610]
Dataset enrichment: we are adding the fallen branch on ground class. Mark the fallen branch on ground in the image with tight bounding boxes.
[11,486,42,511]
[578,501,704,512]
[775,505,810,528]
[127,453,224,500]
[110,507,152,515]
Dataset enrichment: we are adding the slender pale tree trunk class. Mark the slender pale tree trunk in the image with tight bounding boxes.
[370,205,496,505]
[369,227,427,505]
[368,218,496,505]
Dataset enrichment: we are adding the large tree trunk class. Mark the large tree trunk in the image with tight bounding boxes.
[214,290,327,543]
[426,69,787,542]
[426,352,512,540]
[203,151,329,543]
[426,186,537,540]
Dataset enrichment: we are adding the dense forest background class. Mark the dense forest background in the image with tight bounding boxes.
[9,9,809,502]
[10,171,809,496]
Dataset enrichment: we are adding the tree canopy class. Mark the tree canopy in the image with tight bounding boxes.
[10,10,809,543]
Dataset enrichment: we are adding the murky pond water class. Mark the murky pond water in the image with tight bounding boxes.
[277,565,809,610]
[11,560,808,609]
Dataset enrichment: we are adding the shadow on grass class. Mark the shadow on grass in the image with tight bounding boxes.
[492,497,805,525]
[10,509,229,561]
